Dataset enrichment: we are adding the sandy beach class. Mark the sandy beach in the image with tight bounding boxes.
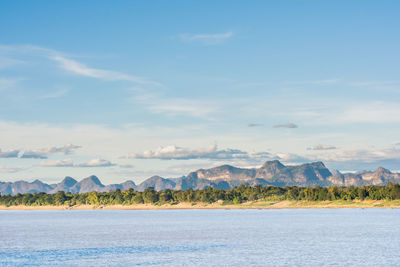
[1,200,400,210]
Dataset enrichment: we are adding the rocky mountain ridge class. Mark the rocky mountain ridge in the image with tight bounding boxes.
[1,160,400,195]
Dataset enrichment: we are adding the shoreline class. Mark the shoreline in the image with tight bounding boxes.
[1,200,400,210]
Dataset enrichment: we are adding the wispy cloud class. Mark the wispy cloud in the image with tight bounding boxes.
[268,100,400,126]
[133,94,218,119]
[273,123,298,128]
[0,77,23,91]
[248,123,262,127]
[347,80,400,87]
[310,147,400,163]
[20,144,82,159]
[145,100,215,119]
[0,45,162,87]
[180,31,233,45]
[119,164,134,169]
[283,79,340,85]
[237,78,340,88]
[39,89,69,99]
[307,145,337,151]
[50,54,160,86]
[276,147,400,170]
[340,102,400,123]
[297,101,400,125]
[40,158,115,167]
[0,56,25,70]
[0,165,26,173]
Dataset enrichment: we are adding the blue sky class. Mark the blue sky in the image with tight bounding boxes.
[1,0,400,184]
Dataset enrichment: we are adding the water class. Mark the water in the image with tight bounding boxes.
[0,209,399,266]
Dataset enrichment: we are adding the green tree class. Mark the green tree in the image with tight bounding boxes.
[143,187,158,204]
[87,192,99,205]
[54,191,66,205]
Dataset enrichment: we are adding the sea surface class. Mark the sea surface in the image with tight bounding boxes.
[0,209,399,266]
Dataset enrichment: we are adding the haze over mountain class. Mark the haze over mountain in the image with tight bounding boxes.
[1,160,400,195]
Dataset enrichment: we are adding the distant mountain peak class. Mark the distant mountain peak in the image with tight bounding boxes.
[60,176,77,187]
[304,161,326,168]
[209,164,235,171]
[121,180,136,186]
[81,175,103,186]
[261,160,285,169]
[148,175,164,180]
[375,167,391,174]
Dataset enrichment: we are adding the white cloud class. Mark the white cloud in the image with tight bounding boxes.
[272,153,310,164]
[77,158,115,167]
[2,118,399,179]
[20,151,48,159]
[126,144,320,169]
[0,149,19,158]
[273,123,298,128]
[0,120,216,161]
[40,159,74,167]
[128,144,268,161]
[129,144,218,160]
[42,144,82,154]
[180,31,233,44]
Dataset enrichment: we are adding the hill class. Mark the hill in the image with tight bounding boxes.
[1,160,400,195]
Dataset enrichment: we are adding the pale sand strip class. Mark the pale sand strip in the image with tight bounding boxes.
[1,200,400,210]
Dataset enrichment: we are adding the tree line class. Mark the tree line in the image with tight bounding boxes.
[1,183,400,207]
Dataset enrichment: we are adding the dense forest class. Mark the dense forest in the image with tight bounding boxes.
[1,183,400,207]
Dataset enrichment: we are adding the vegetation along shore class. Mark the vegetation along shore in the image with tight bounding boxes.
[1,184,400,210]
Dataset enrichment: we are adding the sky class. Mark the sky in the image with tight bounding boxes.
[1,0,400,184]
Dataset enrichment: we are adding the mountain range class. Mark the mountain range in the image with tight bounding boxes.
[1,160,400,195]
